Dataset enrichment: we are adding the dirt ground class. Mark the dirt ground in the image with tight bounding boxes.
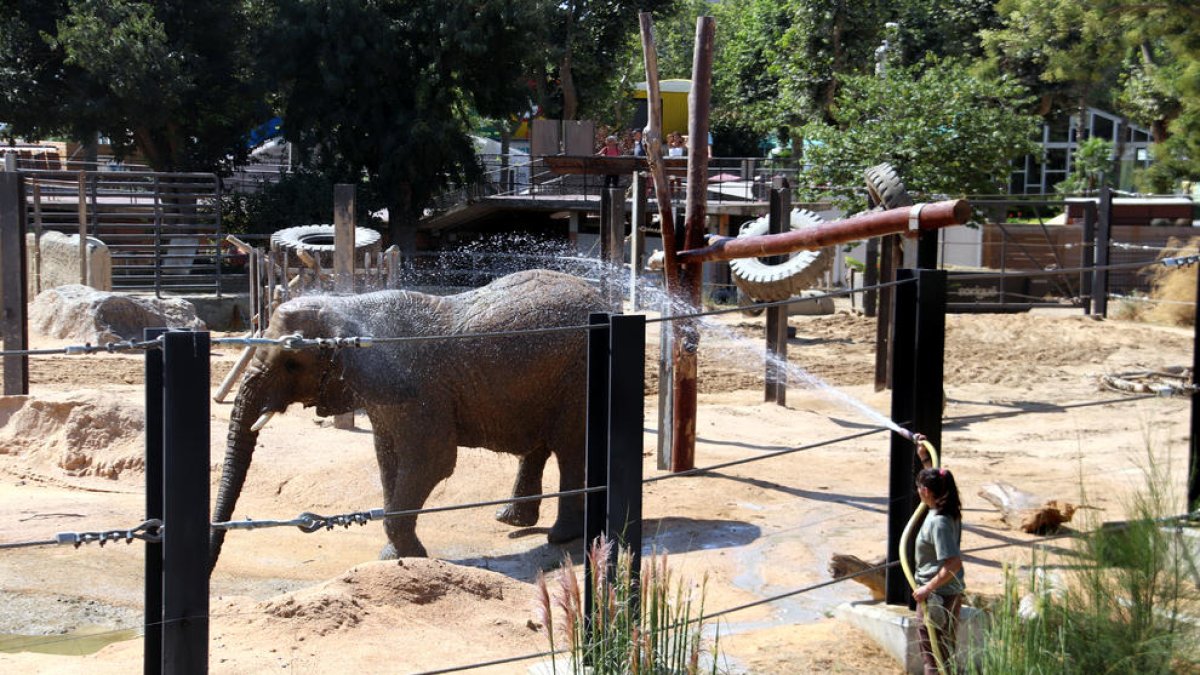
[0,301,1193,674]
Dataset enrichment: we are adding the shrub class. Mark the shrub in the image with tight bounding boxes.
[534,535,724,674]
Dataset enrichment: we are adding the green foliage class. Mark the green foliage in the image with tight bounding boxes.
[535,536,723,674]
[798,58,1039,209]
[258,0,538,246]
[220,169,386,237]
[1055,137,1115,195]
[534,0,677,123]
[970,449,1200,674]
[0,0,269,171]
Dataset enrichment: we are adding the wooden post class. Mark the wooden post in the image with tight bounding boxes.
[333,184,356,430]
[31,179,43,295]
[668,15,715,472]
[637,13,679,295]
[77,172,88,286]
[0,173,29,395]
[247,247,259,331]
[385,245,400,289]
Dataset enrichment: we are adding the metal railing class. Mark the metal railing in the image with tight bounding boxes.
[22,169,224,296]
[427,154,806,215]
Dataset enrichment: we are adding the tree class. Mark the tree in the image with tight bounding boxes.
[799,58,1039,208]
[533,0,676,122]
[0,0,268,172]
[1056,137,1115,194]
[260,0,539,252]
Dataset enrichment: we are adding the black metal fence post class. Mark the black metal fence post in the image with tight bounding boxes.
[583,312,610,637]
[607,314,646,592]
[1094,186,1112,317]
[914,270,946,458]
[1190,266,1200,509]
[765,186,790,405]
[1081,201,1096,315]
[161,331,210,674]
[885,269,918,606]
[144,328,167,675]
[864,238,879,318]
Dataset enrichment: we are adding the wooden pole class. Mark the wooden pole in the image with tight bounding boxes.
[638,12,679,295]
[31,179,43,295]
[0,173,28,395]
[77,172,88,285]
[667,15,715,472]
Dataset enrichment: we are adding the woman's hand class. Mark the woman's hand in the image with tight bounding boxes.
[913,583,932,602]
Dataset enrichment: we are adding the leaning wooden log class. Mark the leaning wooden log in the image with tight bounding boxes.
[828,554,886,600]
[978,481,1080,534]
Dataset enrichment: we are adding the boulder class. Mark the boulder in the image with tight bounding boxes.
[29,285,205,344]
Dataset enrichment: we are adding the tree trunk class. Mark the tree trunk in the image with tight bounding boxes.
[387,185,417,260]
[560,49,578,121]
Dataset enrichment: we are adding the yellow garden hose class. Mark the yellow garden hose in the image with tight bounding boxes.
[899,436,949,675]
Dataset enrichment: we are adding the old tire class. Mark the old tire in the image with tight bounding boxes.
[864,163,913,210]
[730,209,832,302]
[271,224,383,266]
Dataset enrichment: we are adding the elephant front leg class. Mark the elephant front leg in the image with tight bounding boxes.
[375,434,457,559]
[495,446,549,527]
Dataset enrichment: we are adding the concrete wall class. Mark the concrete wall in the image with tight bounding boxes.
[25,230,112,295]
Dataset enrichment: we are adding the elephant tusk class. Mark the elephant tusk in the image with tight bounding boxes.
[250,411,275,432]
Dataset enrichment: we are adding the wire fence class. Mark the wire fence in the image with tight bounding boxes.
[0,252,1195,671]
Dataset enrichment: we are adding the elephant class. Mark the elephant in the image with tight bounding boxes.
[210,269,610,569]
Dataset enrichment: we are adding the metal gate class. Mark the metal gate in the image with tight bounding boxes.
[22,169,223,296]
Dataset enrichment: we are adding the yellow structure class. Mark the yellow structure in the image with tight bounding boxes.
[632,79,691,136]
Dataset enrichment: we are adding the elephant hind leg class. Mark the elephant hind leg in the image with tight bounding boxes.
[548,437,585,545]
[496,445,550,527]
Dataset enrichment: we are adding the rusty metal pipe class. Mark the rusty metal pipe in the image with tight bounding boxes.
[676,199,971,264]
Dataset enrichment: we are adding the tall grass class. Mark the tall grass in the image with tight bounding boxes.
[534,535,724,674]
[971,451,1199,674]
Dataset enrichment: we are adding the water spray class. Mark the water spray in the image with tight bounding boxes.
[899,432,949,675]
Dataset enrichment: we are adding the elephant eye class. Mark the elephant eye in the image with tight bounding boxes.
[283,358,302,373]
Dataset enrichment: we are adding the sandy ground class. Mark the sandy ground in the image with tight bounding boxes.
[0,301,1194,674]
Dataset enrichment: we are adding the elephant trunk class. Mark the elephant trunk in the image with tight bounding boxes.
[210,367,268,572]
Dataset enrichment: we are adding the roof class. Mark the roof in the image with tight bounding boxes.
[633,79,691,94]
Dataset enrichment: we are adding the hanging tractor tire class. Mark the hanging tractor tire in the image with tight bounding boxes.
[730,208,832,303]
[271,224,383,268]
[863,162,913,210]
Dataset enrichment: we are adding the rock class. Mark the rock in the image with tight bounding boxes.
[29,285,205,344]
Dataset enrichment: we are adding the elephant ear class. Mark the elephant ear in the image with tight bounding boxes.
[315,305,420,406]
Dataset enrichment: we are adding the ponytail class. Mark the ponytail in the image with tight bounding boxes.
[917,467,961,521]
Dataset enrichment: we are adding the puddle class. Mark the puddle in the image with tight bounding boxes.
[0,624,140,655]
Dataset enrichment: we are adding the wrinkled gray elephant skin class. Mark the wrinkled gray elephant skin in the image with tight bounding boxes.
[210,269,609,569]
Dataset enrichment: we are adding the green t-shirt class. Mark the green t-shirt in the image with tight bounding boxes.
[915,509,965,596]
